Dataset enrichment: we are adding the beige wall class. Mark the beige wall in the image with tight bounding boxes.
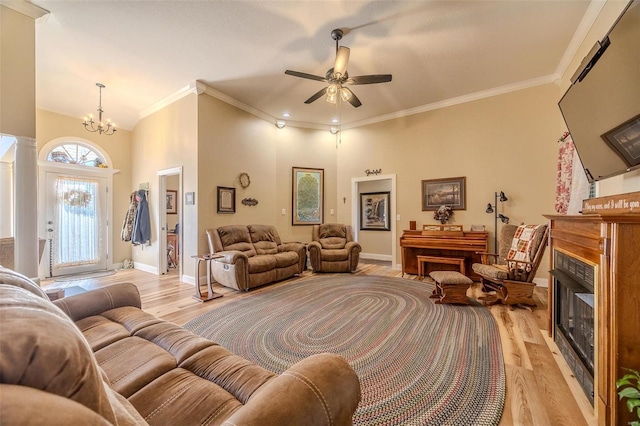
[0,5,36,138]
[130,94,197,275]
[197,93,338,248]
[337,83,566,277]
[35,109,133,267]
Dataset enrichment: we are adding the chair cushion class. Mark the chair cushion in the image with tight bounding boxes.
[321,248,349,262]
[429,271,473,285]
[471,263,509,280]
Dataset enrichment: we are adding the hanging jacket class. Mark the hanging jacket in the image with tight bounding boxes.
[121,191,138,242]
[132,189,151,245]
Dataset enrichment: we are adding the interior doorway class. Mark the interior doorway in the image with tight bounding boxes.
[351,174,397,269]
[157,167,182,278]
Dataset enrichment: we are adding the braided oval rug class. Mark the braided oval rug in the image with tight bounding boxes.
[184,275,505,425]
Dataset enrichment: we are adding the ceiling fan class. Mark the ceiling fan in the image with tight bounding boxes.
[285,29,392,108]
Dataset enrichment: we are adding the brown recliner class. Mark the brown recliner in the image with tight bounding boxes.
[206,224,306,291]
[308,224,361,273]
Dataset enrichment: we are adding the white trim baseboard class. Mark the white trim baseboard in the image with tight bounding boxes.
[360,253,393,262]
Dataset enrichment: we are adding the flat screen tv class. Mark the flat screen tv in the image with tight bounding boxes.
[558,0,640,182]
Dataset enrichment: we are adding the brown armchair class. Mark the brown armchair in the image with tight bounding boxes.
[471,223,548,307]
[308,224,361,273]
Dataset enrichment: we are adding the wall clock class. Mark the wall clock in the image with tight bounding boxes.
[239,172,251,189]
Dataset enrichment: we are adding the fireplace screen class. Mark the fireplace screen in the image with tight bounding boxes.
[552,250,596,404]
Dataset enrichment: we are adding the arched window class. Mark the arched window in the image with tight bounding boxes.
[46,142,107,168]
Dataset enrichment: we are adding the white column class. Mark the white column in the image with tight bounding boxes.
[13,136,38,280]
[0,160,13,237]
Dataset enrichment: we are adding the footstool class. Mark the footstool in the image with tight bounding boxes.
[428,271,473,305]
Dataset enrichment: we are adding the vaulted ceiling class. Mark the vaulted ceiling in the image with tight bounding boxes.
[32,1,600,131]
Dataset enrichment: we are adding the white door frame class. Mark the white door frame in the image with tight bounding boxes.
[157,166,183,279]
[38,138,119,278]
[351,174,397,269]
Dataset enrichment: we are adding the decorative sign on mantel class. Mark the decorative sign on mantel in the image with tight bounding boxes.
[582,191,640,215]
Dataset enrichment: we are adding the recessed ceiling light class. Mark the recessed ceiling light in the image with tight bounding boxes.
[283,112,290,118]
[332,118,339,123]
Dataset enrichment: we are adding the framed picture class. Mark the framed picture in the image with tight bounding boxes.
[217,186,235,214]
[421,176,466,211]
[601,114,640,167]
[292,167,324,225]
[360,191,390,231]
[166,190,177,214]
[185,192,195,206]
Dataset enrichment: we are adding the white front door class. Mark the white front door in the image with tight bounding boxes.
[45,172,108,276]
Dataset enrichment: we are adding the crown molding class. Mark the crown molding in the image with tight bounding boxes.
[138,83,199,121]
[0,0,49,19]
[554,0,607,81]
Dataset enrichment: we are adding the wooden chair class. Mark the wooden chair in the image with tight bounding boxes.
[471,224,548,307]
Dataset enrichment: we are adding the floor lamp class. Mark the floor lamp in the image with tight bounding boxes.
[485,191,509,252]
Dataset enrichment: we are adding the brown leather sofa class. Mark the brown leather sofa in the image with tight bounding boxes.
[0,266,361,425]
[206,224,305,291]
[308,224,361,273]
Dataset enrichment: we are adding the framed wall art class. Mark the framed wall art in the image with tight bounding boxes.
[292,167,324,225]
[601,114,640,167]
[360,191,390,231]
[421,176,466,211]
[166,190,177,214]
[217,186,236,214]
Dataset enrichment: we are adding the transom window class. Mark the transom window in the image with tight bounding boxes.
[46,143,106,168]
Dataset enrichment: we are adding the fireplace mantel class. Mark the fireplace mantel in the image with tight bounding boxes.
[545,213,640,426]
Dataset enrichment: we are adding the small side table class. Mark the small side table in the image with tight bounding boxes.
[192,254,224,302]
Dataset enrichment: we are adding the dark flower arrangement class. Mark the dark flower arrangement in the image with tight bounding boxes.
[433,205,454,224]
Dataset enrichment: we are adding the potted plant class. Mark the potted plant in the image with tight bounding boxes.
[617,368,640,426]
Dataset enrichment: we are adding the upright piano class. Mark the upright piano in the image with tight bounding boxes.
[399,230,488,280]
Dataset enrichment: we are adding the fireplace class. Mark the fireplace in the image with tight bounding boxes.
[551,250,595,405]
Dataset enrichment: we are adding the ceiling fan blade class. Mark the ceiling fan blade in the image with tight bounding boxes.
[342,88,362,108]
[349,74,393,85]
[334,46,350,77]
[285,70,327,82]
[304,87,328,104]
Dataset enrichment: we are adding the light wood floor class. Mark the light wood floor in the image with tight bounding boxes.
[43,262,596,426]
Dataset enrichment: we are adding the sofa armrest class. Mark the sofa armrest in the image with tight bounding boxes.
[53,282,141,322]
[345,241,361,253]
[212,250,249,264]
[279,242,306,273]
[223,353,360,426]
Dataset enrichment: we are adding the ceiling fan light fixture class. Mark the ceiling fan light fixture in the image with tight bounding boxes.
[340,87,352,102]
[326,83,338,104]
[330,126,339,135]
[275,120,285,129]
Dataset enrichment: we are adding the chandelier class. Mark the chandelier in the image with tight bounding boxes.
[82,83,116,135]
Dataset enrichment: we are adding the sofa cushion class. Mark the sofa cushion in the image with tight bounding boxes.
[217,225,256,257]
[248,255,277,273]
[273,251,299,268]
[248,225,280,255]
[0,285,120,424]
[0,266,48,299]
